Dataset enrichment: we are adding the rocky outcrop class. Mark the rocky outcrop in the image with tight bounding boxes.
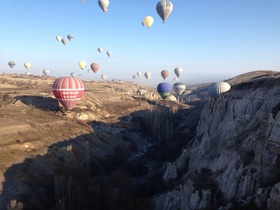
[153,76,280,209]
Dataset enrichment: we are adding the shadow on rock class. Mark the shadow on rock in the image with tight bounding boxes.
[15,95,60,111]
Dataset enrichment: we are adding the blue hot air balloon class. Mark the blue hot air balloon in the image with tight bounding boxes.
[157,82,172,99]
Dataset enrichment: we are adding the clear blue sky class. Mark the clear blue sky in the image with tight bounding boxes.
[1,0,280,87]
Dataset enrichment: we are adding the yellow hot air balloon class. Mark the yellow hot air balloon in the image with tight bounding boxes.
[78,60,87,70]
[24,62,31,70]
[143,16,154,29]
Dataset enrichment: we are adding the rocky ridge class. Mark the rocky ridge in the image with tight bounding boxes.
[154,72,280,209]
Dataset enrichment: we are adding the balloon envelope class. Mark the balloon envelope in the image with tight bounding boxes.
[137,72,142,77]
[161,70,169,80]
[70,72,76,77]
[67,34,73,41]
[52,76,84,109]
[78,61,87,69]
[143,16,154,28]
[208,82,231,98]
[43,69,50,76]
[132,75,138,79]
[156,0,173,23]
[90,63,100,73]
[101,74,107,80]
[8,61,16,69]
[61,38,67,45]
[174,67,183,78]
[107,51,112,57]
[157,82,172,99]
[56,36,62,42]
[98,0,109,12]
[24,62,31,70]
[98,47,102,53]
[144,72,151,80]
[173,82,186,96]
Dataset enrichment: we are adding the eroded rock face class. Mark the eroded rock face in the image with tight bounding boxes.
[153,77,280,210]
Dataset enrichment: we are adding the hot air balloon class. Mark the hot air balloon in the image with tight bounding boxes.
[143,16,154,29]
[98,47,102,53]
[43,69,50,76]
[156,0,173,23]
[132,75,138,79]
[25,72,31,76]
[101,74,107,80]
[173,82,186,96]
[78,60,87,70]
[208,82,231,98]
[137,72,142,77]
[174,67,183,78]
[52,76,84,110]
[144,72,151,80]
[82,0,85,3]
[24,62,31,70]
[141,21,144,26]
[157,82,172,99]
[107,51,112,57]
[56,36,62,42]
[161,70,169,80]
[61,38,67,45]
[8,61,16,69]
[67,34,74,41]
[70,72,76,77]
[90,63,100,73]
[98,0,109,12]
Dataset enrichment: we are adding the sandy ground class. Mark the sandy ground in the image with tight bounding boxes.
[0,73,191,208]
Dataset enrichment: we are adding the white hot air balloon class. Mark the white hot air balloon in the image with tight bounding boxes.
[71,72,77,77]
[67,34,74,41]
[101,74,107,80]
[61,38,67,45]
[208,82,231,98]
[56,36,62,42]
[98,0,109,12]
[144,72,151,80]
[137,72,142,77]
[174,67,183,78]
[107,51,112,57]
[43,69,50,76]
[173,82,186,96]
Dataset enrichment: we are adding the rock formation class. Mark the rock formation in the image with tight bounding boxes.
[153,74,280,209]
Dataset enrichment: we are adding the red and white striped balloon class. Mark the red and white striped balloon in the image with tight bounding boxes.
[161,70,169,80]
[52,76,84,109]
[90,63,100,74]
